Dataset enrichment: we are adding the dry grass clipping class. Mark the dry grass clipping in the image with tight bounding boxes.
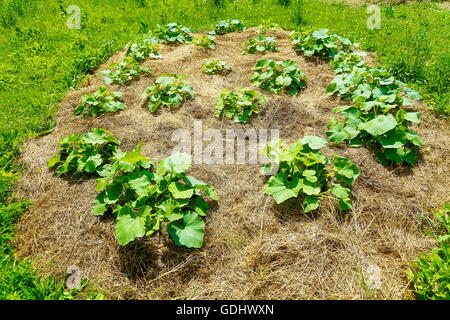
[14,28,450,300]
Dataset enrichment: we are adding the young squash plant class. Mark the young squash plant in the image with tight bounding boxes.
[257,22,282,35]
[147,22,193,44]
[209,19,245,35]
[330,50,367,74]
[47,128,120,176]
[141,74,194,112]
[124,39,163,61]
[99,57,152,85]
[93,151,218,248]
[73,87,126,117]
[326,103,425,165]
[325,56,424,166]
[406,203,450,300]
[261,136,360,212]
[290,28,354,58]
[215,89,267,123]
[193,35,216,49]
[201,60,232,75]
[251,59,307,95]
[326,66,422,106]
[242,35,279,55]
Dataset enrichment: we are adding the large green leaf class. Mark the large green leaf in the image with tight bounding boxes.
[115,206,146,246]
[358,114,397,136]
[300,136,328,150]
[167,212,205,248]
[168,181,194,199]
[160,152,192,174]
[263,172,301,204]
[380,131,407,149]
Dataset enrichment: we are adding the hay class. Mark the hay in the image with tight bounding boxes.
[14,28,450,299]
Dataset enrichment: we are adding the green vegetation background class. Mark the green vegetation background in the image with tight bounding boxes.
[0,0,448,299]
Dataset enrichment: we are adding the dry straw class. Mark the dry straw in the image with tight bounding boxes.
[14,28,449,299]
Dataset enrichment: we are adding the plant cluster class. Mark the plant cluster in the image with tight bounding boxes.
[330,50,366,74]
[147,22,193,44]
[193,35,216,49]
[290,28,353,58]
[326,66,421,106]
[242,35,279,55]
[251,59,307,95]
[93,151,217,248]
[47,128,120,176]
[215,89,267,123]
[321,40,424,165]
[73,87,126,117]
[327,103,424,165]
[99,57,151,85]
[406,203,450,300]
[141,74,194,112]
[209,19,245,35]
[124,39,163,61]
[257,22,282,35]
[201,60,232,75]
[261,136,359,212]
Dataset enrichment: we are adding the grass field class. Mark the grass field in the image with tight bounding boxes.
[0,0,448,299]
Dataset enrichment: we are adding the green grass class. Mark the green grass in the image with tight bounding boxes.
[0,0,448,299]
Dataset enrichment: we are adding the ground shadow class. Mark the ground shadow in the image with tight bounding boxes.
[272,197,321,224]
[117,236,193,280]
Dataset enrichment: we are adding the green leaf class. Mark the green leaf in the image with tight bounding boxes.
[403,148,417,165]
[103,180,123,204]
[47,154,61,168]
[302,180,321,195]
[263,172,301,204]
[160,152,192,174]
[333,156,360,186]
[327,120,360,144]
[92,193,108,216]
[358,114,397,136]
[128,173,151,195]
[167,212,205,248]
[118,151,150,172]
[168,181,194,199]
[331,183,351,199]
[405,130,425,146]
[303,196,319,212]
[405,112,421,124]
[158,198,183,215]
[183,176,217,200]
[380,131,407,148]
[300,136,328,150]
[194,197,209,216]
[339,198,352,210]
[115,206,146,246]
